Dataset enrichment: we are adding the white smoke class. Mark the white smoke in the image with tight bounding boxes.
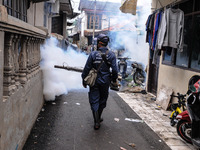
[40,37,88,101]
[108,0,151,67]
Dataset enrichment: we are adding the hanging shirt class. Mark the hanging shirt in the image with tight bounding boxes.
[152,11,163,50]
[145,14,152,43]
[148,13,155,47]
[156,8,184,52]
[151,12,159,49]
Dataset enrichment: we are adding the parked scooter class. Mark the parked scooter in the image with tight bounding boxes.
[169,93,186,126]
[117,57,130,79]
[131,62,146,85]
[176,75,200,148]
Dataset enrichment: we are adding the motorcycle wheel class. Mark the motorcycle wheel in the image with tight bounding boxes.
[177,120,192,144]
[133,71,145,85]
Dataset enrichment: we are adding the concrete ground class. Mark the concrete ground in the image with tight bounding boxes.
[23,89,170,150]
[117,91,196,150]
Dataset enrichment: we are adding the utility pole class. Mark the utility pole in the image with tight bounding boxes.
[92,0,96,39]
[108,16,110,31]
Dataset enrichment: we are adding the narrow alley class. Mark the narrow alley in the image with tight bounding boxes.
[23,90,170,150]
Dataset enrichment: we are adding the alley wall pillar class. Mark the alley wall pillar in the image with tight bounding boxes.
[0,31,5,150]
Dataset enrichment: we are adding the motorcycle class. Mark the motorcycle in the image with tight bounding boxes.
[176,75,200,148]
[117,57,130,79]
[131,62,146,86]
[169,93,186,126]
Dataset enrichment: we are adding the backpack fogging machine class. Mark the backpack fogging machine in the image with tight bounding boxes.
[54,64,120,91]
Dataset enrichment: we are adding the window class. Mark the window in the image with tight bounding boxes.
[190,14,200,70]
[162,0,200,71]
[87,13,102,30]
[3,0,27,22]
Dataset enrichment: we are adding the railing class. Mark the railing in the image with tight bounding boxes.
[0,8,47,96]
[3,33,45,96]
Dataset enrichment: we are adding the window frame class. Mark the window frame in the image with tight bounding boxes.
[87,13,102,30]
[162,0,200,73]
[3,0,27,22]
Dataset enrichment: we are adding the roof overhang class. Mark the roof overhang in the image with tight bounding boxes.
[120,0,137,15]
[60,0,73,16]
[67,12,80,19]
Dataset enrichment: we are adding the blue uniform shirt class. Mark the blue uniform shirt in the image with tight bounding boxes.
[82,47,118,85]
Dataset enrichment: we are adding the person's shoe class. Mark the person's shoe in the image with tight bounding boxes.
[92,111,100,130]
[98,108,104,123]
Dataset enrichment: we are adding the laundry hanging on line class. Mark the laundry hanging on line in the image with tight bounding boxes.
[145,7,185,65]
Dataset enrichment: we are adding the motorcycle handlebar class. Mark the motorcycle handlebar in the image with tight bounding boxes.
[170,93,186,99]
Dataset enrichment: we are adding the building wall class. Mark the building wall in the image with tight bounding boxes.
[35,3,44,27]
[81,11,86,36]
[48,17,52,34]
[27,2,35,25]
[102,14,109,29]
[27,2,44,26]
[0,4,46,150]
[1,72,44,150]
[158,58,200,94]
[27,2,51,35]
[149,0,200,97]
[0,31,4,150]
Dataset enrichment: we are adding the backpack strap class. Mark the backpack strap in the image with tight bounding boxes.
[96,55,104,72]
[101,50,110,67]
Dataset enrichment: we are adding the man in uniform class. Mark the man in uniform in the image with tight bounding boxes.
[82,34,118,130]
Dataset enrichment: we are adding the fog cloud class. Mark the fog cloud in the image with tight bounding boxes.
[40,37,87,101]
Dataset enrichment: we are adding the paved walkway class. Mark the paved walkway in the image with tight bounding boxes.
[23,90,170,150]
[117,92,195,150]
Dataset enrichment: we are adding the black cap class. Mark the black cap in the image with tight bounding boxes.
[97,34,109,46]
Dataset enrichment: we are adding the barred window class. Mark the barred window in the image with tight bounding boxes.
[3,0,27,22]
[163,0,200,72]
[87,13,102,30]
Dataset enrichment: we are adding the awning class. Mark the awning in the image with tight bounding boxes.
[120,0,137,15]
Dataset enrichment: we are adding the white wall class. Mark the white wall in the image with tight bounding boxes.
[27,2,52,35]
[27,2,35,25]
[27,2,44,26]
[81,11,86,36]
[101,14,109,30]
[35,3,44,27]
